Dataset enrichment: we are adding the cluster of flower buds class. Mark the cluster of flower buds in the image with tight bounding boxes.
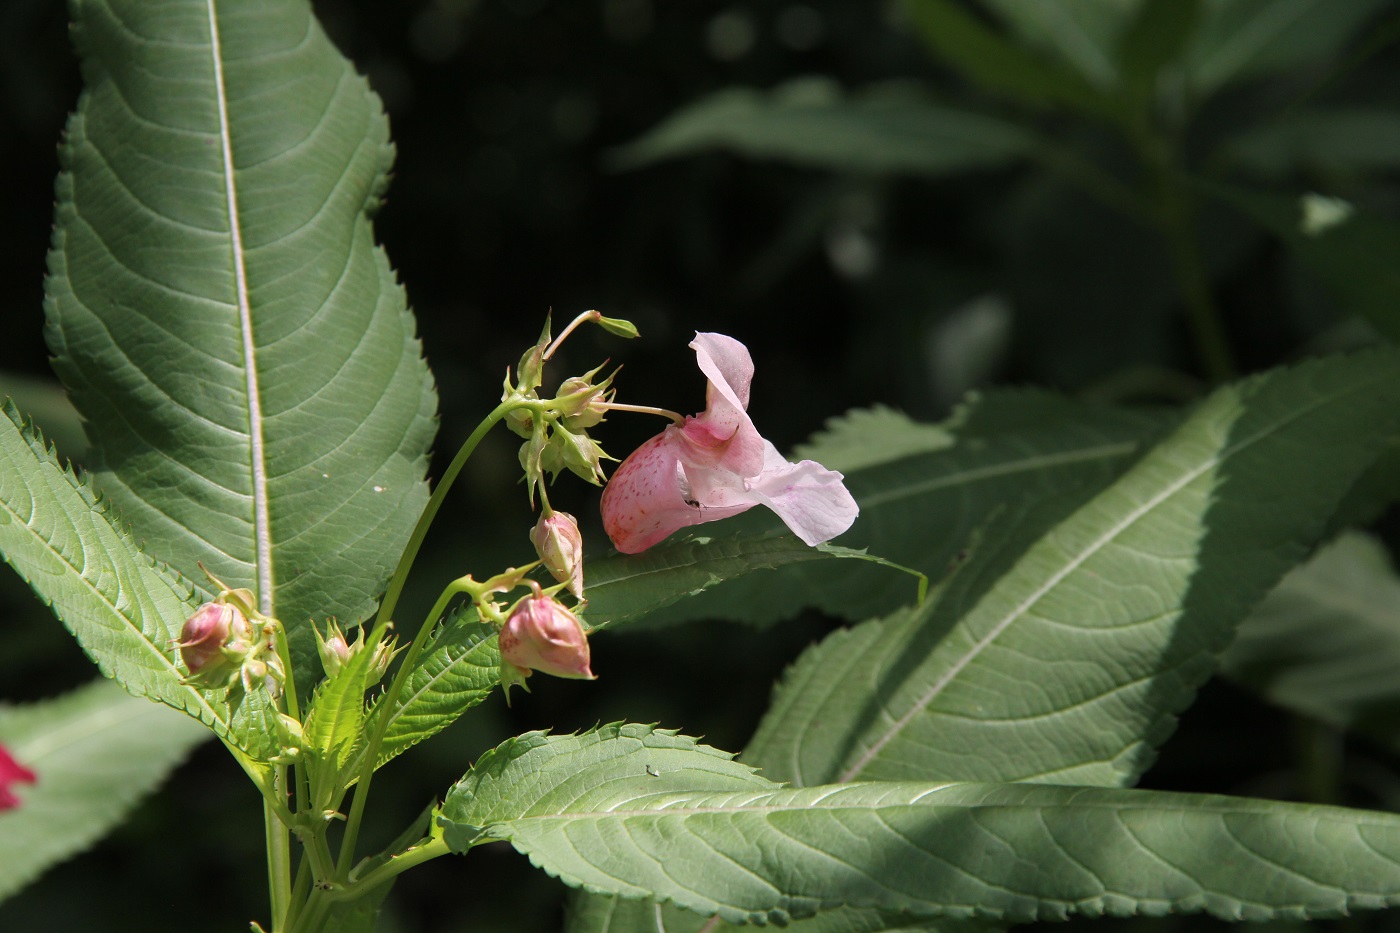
[174,578,286,700]
[502,312,637,505]
[314,620,398,686]
[0,743,36,811]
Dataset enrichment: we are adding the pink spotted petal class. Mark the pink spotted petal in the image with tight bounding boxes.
[689,333,766,477]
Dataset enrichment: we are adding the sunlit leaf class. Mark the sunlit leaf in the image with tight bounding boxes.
[45,0,437,654]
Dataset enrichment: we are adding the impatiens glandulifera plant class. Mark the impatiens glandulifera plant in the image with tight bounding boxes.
[6,3,1400,933]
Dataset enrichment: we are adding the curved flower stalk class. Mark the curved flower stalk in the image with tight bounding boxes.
[601,333,859,553]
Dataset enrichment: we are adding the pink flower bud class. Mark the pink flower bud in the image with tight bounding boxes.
[530,511,585,597]
[499,592,595,681]
[175,602,251,676]
[0,743,36,811]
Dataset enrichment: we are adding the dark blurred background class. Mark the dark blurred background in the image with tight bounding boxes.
[3,0,1400,930]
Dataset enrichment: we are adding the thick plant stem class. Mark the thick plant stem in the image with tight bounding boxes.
[266,796,292,931]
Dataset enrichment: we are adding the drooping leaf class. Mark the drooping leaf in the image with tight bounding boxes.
[1182,0,1390,95]
[1222,530,1400,749]
[745,349,1400,788]
[585,532,923,631]
[609,78,1037,175]
[447,726,1400,928]
[603,391,1168,629]
[45,0,437,647]
[1205,181,1400,343]
[0,679,212,904]
[0,402,236,738]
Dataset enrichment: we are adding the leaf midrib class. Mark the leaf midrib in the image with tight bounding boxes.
[206,0,273,616]
[836,376,1369,783]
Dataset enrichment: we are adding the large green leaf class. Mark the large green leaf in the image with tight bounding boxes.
[44,0,436,644]
[1222,530,1400,748]
[447,727,1400,928]
[609,78,1036,175]
[601,391,1167,629]
[0,402,235,737]
[744,349,1400,788]
[0,679,212,903]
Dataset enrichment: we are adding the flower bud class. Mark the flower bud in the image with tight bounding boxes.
[315,621,353,679]
[554,364,616,431]
[175,602,253,679]
[531,511,585,597]
[0,743,36,811]
[499,591,595,681]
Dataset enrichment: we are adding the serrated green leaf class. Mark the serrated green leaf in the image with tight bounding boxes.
[0,679,211,903]
[566,892,966,933]
[610,391,1167,629]
[585,532,920,631]
[303,629,377,792]
[609,78,1036,175]
[1182,0,1389,95]
[1222,530,1400,747]
[0,402,239,739]
[344,610,501,778]
[44,0,436,649]
[447,727,1400,928]
[746,350,1400,788]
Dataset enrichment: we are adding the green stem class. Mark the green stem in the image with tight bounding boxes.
[372,399,515,633]
[265,796,293,931]
[337,576,471,878]
[337,835,450,895]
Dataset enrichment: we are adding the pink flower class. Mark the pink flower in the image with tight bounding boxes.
[601,333,858,554]
[0,744,36,811]
[531,511,585,598]
[499,590,595,681]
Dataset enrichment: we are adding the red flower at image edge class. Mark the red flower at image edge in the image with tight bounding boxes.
[0,743,36,811]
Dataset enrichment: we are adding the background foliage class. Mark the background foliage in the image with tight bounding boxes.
[3,1,1400,930]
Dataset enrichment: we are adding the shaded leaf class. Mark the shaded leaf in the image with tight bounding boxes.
[585,532,921,631]
[1222,530,1400,747]
[0,679,211,903]
[745,350,1400,788]
[610,78,1036,175]
[977,0,1138,89]
[45,0,437,646]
